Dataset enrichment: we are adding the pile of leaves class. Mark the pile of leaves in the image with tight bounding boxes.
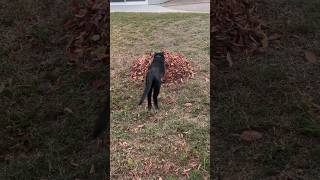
[211,0,273,66]
[130,51,195,84]
[64,0,109,65]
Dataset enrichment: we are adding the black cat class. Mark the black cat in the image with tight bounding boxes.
[138,52,165,110]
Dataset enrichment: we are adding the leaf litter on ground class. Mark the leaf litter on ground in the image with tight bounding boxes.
[130,50,195,84]
[65,0,109,66]
[304,51,318,64]
[240,130,263,142]
[211,0,269,65]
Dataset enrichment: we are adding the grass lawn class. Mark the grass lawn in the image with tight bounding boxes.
[110,13,210,179]
[0,0,106,179]
[213,0,320,178]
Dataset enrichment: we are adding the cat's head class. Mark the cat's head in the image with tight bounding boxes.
[154,51,165,60]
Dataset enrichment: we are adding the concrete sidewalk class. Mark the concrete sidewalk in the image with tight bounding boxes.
[161,0,209,6]
[110,0,209,13]
[161,3,209,13]
[160,0,209,13]
[111,4,189,13]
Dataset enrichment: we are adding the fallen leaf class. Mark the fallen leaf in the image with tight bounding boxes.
[184,103,192,107]
[92,79,105,89]
[311,102,320,111]
[127,158,134,166]
[8,78,12,87]
[240,130,263,142]
[189,161,198,168]
[70,160,79,167]
[70,0,80,14]
[91,34,100,41]
[183,168,191,177]
[90,164,95,174]
[137,124,144,128]
[119,141,128,148]
[226,51,233,67]
[291,35,300,39]
[133,128,139,133]
[64,107,73,114]
[268,33,282,41]
[304,51,318,63]
[261,34,269,48]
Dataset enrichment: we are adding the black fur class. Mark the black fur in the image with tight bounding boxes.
[138,52,165,110]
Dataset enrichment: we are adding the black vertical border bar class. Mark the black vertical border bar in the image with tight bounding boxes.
[105,0,110,179]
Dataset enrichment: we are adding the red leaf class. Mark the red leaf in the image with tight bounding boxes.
[269,33,282,41]
[240,130,263,142]
[92,79,104,89]
[70,0,81,14]
[305,51,318,64]
[184,103,192,107]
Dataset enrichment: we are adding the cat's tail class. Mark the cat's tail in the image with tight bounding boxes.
[138,74,153,105]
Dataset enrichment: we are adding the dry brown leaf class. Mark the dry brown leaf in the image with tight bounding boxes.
[269,33,282,41]
[119,141,129,148]
[64,107,73,114]
[92,79,105,89]
[183,168,191,177]
[304,51,318,63]
[90,164,95,174]
[91,34,100,41]
[137,124,144,128]
[261,34,269,48]
[184,103,192,107]
[226,52,233,67]
[311,102,320,111]
[240,130,263,142]
[70,160,79,167]
[291,34,300,39]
